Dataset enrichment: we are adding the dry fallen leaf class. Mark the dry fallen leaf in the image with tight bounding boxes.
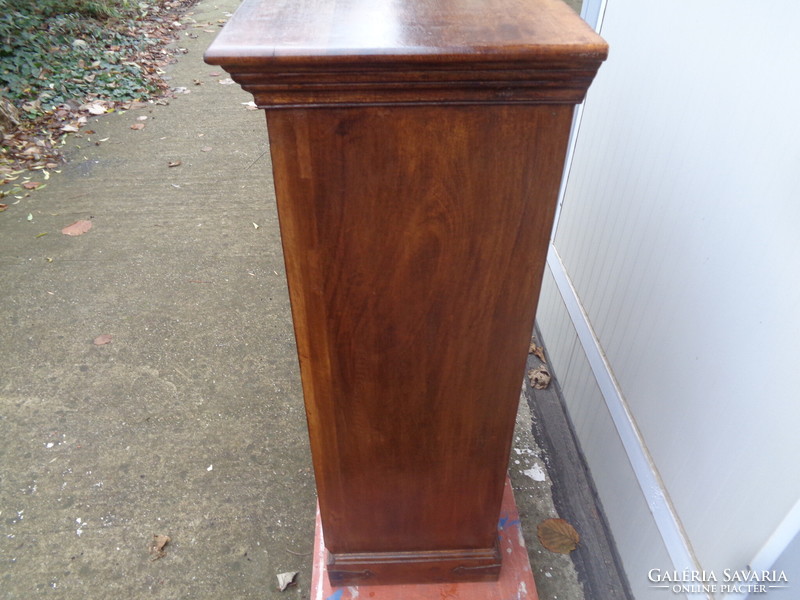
[528,366,551,390]
[529,343,546,363]
[537,518,580,554]
[22,181,42,190]
[93,334,113,346]
[277,571,298,591]
[130,123,145,130]
[168,160,182,168]
[84,103,106,115]
[61,220,93,236]
[149,534,171,560]
[0,204,8,212]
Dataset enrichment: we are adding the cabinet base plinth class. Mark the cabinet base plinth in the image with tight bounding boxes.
[310,477,539,598]
[327,544,501,586]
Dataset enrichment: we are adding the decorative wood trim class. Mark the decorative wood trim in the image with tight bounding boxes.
[327,541,502,586]
[204,0,608,108]
[220,64,605,107]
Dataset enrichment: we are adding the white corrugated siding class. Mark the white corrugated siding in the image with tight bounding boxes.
[539,0,800,596]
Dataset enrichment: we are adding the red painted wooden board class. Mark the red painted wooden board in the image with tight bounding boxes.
[310,477,539,600]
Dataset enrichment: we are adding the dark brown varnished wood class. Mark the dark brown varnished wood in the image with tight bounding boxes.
[267,104,574,583]
[205,0,606,585]
[204,0,607,107]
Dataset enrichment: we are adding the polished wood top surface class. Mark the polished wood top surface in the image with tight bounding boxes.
[204,0,607,106]
[206,0,606,66]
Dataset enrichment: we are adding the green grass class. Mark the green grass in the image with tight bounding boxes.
[0,0,159,115]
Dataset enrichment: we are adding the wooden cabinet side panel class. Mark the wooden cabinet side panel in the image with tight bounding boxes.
[267,105,573,554]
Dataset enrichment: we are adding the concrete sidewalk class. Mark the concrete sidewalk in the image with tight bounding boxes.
[0,0,583,598]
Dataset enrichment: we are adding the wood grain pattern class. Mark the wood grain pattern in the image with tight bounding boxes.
[205,0,607,584]
[267,104,573,581]
[204,0,607,107]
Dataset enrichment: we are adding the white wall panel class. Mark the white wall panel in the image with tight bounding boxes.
[540,0,800,588]
[537,268,679,600]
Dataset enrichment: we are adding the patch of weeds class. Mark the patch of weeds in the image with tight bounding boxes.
[0,0,160,112]
[0,0,195,176]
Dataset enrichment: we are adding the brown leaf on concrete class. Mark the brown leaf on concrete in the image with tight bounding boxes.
[528,342,546,363]
[537,518,580,554]
[93,334,113,346]
[22,181,42,190]
[149,534,171,560]
[61,220,92,236]
[528,366,551,390]
[130,122,145,130]
[0,204,8,212]
[168,160,182,168]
